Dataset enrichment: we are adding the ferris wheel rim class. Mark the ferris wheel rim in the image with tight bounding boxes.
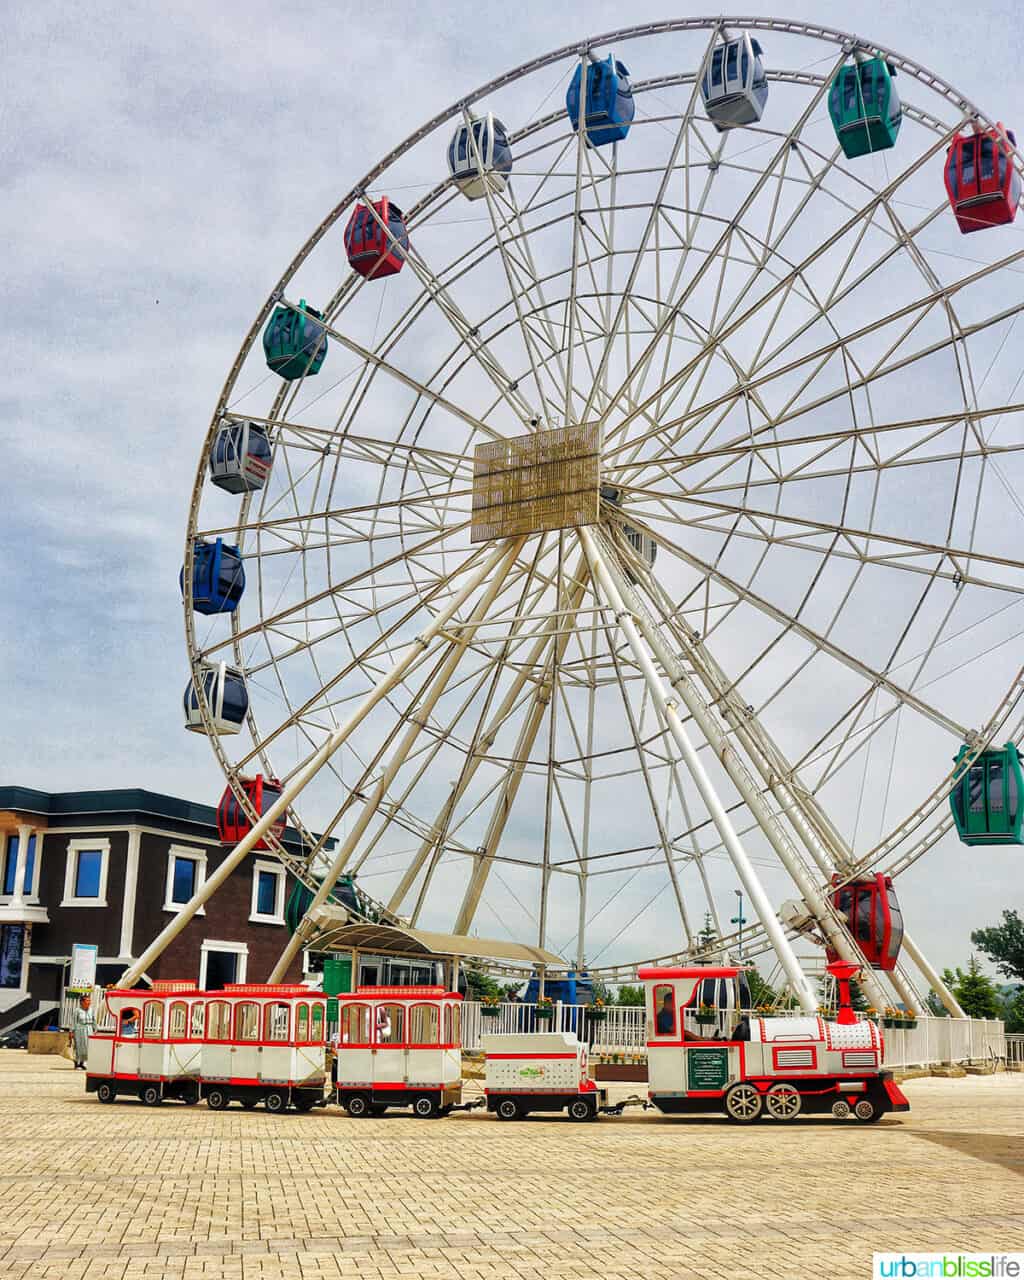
[184,19,1024,976]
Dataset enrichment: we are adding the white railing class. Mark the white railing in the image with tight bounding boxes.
[1006,1033,1024,1066]
[460,1001,1006,1068]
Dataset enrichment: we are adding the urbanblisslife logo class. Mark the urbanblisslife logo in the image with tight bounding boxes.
[874,1256,1024,1278]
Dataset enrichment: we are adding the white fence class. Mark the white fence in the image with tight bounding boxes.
[461,1001,1006,1069]
[59,987,1008,1071]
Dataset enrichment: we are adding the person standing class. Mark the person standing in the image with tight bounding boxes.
[71,995,96,1070]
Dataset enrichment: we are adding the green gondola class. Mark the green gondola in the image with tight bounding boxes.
[949,742,1024,845]
[828,56,902,159]
[284,873,379,934]
[262,297,328,381]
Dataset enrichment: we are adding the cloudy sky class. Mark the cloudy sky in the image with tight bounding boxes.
[3,0,1022,978]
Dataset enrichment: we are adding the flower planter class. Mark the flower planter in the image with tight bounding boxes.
[481,1007,501,1018]
[534,1008,553,1020]
[695,1015,717,1026]
[587,1010,607,1022]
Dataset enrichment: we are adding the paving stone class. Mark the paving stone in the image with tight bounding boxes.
[0,1053,1021,1278]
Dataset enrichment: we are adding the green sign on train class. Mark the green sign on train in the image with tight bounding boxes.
[686,1046,730,1092]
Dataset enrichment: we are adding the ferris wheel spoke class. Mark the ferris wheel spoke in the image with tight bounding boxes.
[632,512,971,739]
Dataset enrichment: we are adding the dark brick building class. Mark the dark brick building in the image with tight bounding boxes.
[0,786,312,1032]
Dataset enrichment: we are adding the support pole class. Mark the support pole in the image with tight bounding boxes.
[118,537,519,989]
[269,537,524,982]
[902,930,966,1018]
[388,556,590,917]
[579,526,818,1014]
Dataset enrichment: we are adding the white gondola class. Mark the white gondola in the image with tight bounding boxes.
[447,113,513,200]
[701,33,768,131]
[622,523,657,584]
[183,661,249,736]
[209,419,273,494]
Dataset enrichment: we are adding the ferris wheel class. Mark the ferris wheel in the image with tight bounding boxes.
[152,19,1024,1015]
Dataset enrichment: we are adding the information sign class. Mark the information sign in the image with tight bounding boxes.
[686,1046,730,1092]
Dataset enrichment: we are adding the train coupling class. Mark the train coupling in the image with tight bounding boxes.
[599,1094,652,1116]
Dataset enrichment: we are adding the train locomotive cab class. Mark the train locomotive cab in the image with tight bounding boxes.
[826,873,903,971]
[333,986,463,1117]
[640,965,908,1123]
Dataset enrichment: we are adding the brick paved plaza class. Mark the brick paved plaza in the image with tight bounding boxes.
[0,1052,1020,1280]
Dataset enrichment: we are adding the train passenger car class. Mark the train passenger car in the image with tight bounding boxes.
[333,985,463,1117]
[87,983,328,1112]
[86,982,208,1105]
[642,965,909,1123]
[482,1031,607,1121]
[200,984,328,1112]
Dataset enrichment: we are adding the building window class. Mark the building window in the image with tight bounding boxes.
[199,940,248,991]
[1,835,37,899]
[249,859,285,924]
[61,839,110,907]
[163,846,207,914]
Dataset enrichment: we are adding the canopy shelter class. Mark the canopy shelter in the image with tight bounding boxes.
[303,911,564,989]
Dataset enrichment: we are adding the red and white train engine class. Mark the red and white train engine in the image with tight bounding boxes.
[642,964,909,1122]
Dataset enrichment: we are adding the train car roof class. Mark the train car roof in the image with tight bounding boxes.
[637,966,744,980]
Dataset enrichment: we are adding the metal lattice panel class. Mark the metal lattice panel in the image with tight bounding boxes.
[470,424,600,542]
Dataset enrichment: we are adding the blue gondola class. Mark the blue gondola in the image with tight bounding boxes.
[447,114,513,199]
[701,33,768,131]
[262,298,328,381]
[181,538,245,615]
[566,53,635,148]
[183,662,249,735]
[209,420,273,494]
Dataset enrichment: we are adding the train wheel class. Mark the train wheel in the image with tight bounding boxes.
[724,1083,763,1123]
[765,1083,802,1121]
[345,1093,371,1118]
[569,1098,596,1122]
[831,1100,851,1120]
[264,1091,288,1114]
[96,1081,116,1104]
[206,1087,230,1111]
[140,1084,162,1107]
[496,1098,521,1122]
[854,1099,881,1123]
[413,1095,439,1119]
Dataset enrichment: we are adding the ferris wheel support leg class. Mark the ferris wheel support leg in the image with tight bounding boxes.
[578,526,818,1014]
[119,536,520,990]
[901,931,966,1018]
[267,536,527,983]
[387,556,590,919]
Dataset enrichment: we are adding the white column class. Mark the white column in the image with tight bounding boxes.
[9,825,33,907]
[579,527,818,1014]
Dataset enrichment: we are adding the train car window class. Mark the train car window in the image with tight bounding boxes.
[653,984,676,1036]
[699,978,716,1008]
[206,1000,231,1041]
[855,887,873,942]
[143,1001,164,1040]
[235,1002,259,1041]
[375,1003,404,1045]
[409,1004,440,1045]
[311,1005,325,1043]
[168,1002,188,1040]
[340,1003,370,1045]
[190,1002,205,1039]
[450,1003,461,1046]
[296,1003,310,1043]
[738,973,752,1010]
[120,1008,141,1037]
[264,1002,290,1042]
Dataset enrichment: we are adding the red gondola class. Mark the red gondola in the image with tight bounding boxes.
[944,124,1021,234]
[217,774,285,849]
[826,872,903,971]
[343,197,409,279]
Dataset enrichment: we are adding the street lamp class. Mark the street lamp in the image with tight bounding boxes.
[730,889,747,961]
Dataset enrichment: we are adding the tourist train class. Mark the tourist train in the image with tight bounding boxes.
[84,961,909,1125]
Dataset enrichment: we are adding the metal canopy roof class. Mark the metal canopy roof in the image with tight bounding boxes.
[307,911,563,967]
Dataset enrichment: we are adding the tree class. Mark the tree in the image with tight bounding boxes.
[697,911,717,953]
[944,956,1002,1019]
[1000,986,1024,1034]
[463,963,503,1002]
[972,909,1024,983]
[615,984,645,1006]
[591,978,614,1006]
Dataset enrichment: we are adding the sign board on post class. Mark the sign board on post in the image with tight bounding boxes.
[68,943,98,994]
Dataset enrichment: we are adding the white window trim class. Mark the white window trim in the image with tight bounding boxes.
[162,844,207,915]
[0,832,42,905]
[249,858,286,925]
[61,838,111,908]
[199,939,248,990]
